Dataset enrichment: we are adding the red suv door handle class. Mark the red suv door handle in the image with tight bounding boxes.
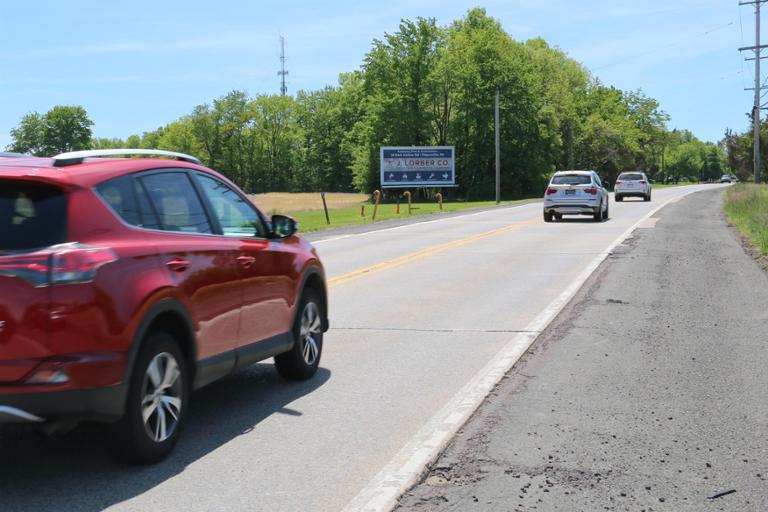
[237,255,256,268]
[166,258,190,272]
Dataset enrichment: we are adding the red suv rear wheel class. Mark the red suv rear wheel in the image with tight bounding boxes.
[113,331,189,463]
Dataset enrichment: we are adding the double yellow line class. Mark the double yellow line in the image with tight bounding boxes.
[328,218,538,288]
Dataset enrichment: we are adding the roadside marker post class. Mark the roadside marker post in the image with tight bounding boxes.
[320,192,330,225]
[360,205,365,217]
[435,192,443,210]
[403,191,412,215]
[372,190,381,221]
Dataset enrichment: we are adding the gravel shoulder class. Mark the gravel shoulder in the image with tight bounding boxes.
[396,188,768,512]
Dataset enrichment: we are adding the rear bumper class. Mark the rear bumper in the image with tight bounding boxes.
[544,204,599,215]
[615,189,648,197]
[0,383,127,424]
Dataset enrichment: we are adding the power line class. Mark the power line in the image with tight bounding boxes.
[740,0,748,90]
[593,21,734,71]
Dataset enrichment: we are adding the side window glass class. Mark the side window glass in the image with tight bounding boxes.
[134,179,161,229]
[96,176,141,226]
[196,173,267,238]
[139,172,212,234]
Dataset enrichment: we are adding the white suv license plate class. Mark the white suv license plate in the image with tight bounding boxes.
[565,189,576,195]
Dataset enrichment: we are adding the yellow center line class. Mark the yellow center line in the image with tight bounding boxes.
[328,218,539,288]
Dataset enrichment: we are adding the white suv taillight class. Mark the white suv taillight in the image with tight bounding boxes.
[0,243,116,287]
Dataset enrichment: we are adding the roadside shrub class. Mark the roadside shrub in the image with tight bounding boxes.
[724,184,768,255]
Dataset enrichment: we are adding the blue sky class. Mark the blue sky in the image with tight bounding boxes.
[0,1,755,148]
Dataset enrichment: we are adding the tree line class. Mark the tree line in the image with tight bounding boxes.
[724,121,768,182]
[6,8,729,196]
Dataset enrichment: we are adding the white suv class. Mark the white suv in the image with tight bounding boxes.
[543,170,609,223]
[615,172,651,202]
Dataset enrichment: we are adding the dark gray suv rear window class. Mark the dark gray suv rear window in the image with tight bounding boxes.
[552,175,591,185]
[0,182,67,251]
[618,173,644,181]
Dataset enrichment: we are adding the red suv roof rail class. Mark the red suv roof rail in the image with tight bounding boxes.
[52,149,202,167]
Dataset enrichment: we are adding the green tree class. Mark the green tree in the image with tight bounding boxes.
[295,72,364,192]
[7,112,45,155]
[8,105,93,155]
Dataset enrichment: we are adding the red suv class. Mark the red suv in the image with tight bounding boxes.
[0,149,328,462]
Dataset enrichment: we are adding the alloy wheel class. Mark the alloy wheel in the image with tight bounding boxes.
[300,302,322,366]
[141,352,183,443]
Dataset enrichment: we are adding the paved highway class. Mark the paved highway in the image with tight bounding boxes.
[0,184,725,512]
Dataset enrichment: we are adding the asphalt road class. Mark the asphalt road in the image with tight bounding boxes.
[397,187,768,511]
[0,184,727,512]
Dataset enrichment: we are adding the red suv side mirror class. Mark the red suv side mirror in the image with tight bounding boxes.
[271,214,298,238]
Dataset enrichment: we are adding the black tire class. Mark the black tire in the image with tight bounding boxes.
[275,290,324,381]
[603,201,609,220]
[554,213,563,221]
[543,211,553,223]
[593,201,602,222]
[112,331,189,463]
[615,195,623,202]
[644,192,651,202]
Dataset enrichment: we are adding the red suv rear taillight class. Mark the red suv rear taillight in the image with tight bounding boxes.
[546,188,558,195]
[639,180,647,184]
[50,245,117,285]
[0,244,116,287]
[584,188,598,195]
[615,180,623,184]
[0,253,51,287]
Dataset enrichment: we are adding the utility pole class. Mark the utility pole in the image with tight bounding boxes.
[495,90,500,204]
[278,36,289,96]
[739,1,768,183]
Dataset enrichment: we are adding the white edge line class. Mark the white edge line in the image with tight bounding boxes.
[340,189,699,512]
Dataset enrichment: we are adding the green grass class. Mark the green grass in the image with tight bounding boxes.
[650,181,699,189]
[724,183,768,256]
[291,197,541,233]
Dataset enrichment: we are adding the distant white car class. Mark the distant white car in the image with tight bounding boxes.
[543,170,609,222]
[615,172,651,202]
[719,174,736,183]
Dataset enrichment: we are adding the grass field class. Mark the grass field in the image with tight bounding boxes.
[250,192,369,214]
[650,181,699,189]
[249,192,541,233]
[724,183,768,256]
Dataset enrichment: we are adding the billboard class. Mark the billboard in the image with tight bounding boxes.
[380,146,455,188]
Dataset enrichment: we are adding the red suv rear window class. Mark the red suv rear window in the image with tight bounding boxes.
[0,182,67,251]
